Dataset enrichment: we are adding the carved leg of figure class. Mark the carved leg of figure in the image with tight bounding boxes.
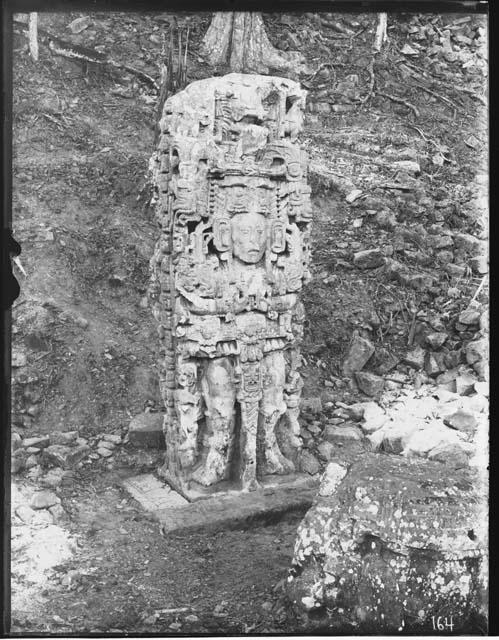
[261,351,295,475]
[239,398,261,492]
[191,357,235,487]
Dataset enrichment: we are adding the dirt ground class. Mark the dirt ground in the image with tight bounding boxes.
[10,10,487,634]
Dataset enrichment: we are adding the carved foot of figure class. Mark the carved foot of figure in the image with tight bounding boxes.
[262,449,295,476]
[241,470,261,492]
[191,456,226,487]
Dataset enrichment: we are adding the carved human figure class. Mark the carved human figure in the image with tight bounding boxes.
[150,74,311,496]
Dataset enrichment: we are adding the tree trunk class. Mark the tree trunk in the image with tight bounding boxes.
[200,12,306,75]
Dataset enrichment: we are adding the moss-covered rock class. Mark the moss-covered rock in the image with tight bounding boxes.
[286,453,486,632]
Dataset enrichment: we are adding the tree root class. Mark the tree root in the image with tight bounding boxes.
[376,91,420,118]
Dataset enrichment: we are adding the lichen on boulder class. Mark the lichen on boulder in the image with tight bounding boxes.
[286,452,487,632]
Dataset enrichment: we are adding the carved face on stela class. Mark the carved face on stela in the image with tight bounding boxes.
[231,212,267,264]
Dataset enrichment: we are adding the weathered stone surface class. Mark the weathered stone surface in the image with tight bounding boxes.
[353,248,385,269]
[425,331,448,349]
[300,397,323,415]
[316,441,335,461]
[355,371,384,397]
[22,436,50,449]
[156,480,317,535]
[128,413,165,449]
[428,442,469,468]
[30,490,61,510]
[123,474,189,511]
[49,431,79,446]
[41,444,90,469]
[12,433,23,451]
[299,451,321,475]
[465,337,487,365]
[458,308,480,326]
[286,454,485,632]
[342,334,375,376]
[150,73,311,494]
[317,462,348,497]
[455,374,476,396]
[424,351,447,377]
[40,468,65,489]
[15,505,36,524]
[101,433,122,445]
[97,447,113,458]
[403,346,425,370]
[444,410,478,435]
[324,423,363,444]
[360,402,388,433]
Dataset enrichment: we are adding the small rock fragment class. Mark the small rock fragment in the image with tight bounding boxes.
[324,423,363,444]
[68,16,91,33]
[360,402,387,433]
[353,249,385,269]
[355,371,385,397]
[316,441,335,461]
[299,450,321,475]
[342,334,375,377]
[49,431,79,446]
[41,444,90,469]
[458,308,480,326]
[318,462,348,497]
[425,352,447,378]
[30,490,61,510]
[404,346,426,370]
[444,410,478,435]
[97,447,113,458]
[425,332,448,349]
[22,436,50,449]
[345,189,363,203]
[15,505,36,524]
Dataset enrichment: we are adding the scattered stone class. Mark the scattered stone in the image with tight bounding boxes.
[22,436,50,449]
[465,337,487,365]
[453,232,482,254]
[403,346,425,370]
[49,504,67,520]
[345,189,363,203]
[353,248,385,269]
[68,16,92,33]
[424,351,447,378]
[469,255,488,275]
[374,209,396,229]
[97,447,114,458]
[40,468,65,489]
[458,308,480,326]
[299,450,321,475]
[98,439,116,450]
[354,371,385,397]
[324,423,363,444]
[32,510,54,526]
[428,442,469,468]
[12,451,27,474]
[25,454,39,469]
[41,444,90,469]
[444,410,478,435]
[30,490,61,510]
[101,434,122,445]
[455,374,476,396]
[49,431,79,446]
[341,402,365,421]
[425,332,448,349]
[300,397,323,415]
[318,462,348,497]
[360,402,387,433]
[128,412,165,449]
[15,505,36,524]
[369,419,419,454]
[11,432,23,451]
[316,441,335,461]
[342,334,375,376]
[403,420,464,457]
[12,350,27,367]
[25,446,40,455]
[390,159,420,174]
[474,381,488,397]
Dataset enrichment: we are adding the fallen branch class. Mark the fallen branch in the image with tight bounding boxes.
[13,17,158,90]
[376,90,420,118]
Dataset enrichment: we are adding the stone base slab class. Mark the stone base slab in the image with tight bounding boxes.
[123,472,318,535]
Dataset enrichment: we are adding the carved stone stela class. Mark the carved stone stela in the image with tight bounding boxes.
[149,73,311,496]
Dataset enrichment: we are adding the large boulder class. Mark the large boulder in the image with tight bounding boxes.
[286,453,486,632]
